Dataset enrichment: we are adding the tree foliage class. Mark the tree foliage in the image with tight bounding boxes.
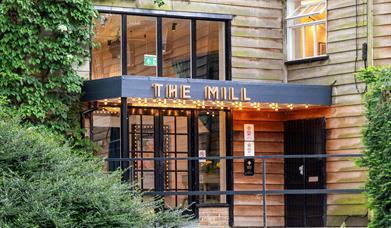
[357,67,391,228]
[0,108,187,227]
[0,0,96,145]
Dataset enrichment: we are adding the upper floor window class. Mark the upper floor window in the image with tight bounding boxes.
[91,11,228,81]
[286,0,327,61]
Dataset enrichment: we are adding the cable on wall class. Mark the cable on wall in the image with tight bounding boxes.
[353,0,368,94]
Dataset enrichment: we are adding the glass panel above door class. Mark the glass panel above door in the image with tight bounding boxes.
[91,14,122,79]
[127,16,157,76]
[196,21,225,80]
[90,11,229,80]
[162,18,191,78]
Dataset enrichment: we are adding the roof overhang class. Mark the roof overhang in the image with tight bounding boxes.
[82,76,332,106]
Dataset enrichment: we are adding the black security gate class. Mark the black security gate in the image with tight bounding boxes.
[284,118,326,227]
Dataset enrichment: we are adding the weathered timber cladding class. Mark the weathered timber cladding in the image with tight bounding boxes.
[233,110,285,227]
[373,0,391,66]
[286,0,369,222]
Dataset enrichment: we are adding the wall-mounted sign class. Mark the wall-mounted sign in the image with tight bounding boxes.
[244,158,255,176]
[244,124,254,141]
[243,124,255,175]
[244,141,255,157]
[199,149,206,163]
[144,54,157,66]
[151,83,251,101]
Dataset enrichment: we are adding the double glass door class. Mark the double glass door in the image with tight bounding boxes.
[129,108,227,210]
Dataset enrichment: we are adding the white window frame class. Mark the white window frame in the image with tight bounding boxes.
[286,0,327,61]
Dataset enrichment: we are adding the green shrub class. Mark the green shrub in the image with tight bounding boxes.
[357,67,391,228]
[0,111,188,227]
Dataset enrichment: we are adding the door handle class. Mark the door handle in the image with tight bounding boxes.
[299,165,304,176]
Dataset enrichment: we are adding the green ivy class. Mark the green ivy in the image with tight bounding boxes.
[154,0,166,7]
[357,67,391,228]
[0,0,96,147]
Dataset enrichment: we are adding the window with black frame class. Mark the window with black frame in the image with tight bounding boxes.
[91,12,227,80]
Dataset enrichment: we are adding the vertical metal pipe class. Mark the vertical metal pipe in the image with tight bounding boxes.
[262,159,267,228]
[120,97,130,182]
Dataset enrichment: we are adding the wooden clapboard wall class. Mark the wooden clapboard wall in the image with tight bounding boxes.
[92,0,285,82]
[373,0,391,66]
[286,1,369,226]
[232,110,285,227]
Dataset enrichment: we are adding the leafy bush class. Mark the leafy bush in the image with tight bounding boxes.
[0,0,96,147]
[357,67,391,228]
[0,109,187,227]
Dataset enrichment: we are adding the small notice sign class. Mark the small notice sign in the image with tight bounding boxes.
[244,141,255,157]
[309,176,319,182]
[244,124,254,141]
[199,149,206,163]
[144,54,157,66]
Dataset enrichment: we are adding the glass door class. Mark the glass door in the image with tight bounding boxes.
[128,108,229,213]
[162,109,191,208]
[197,110,227,203]
[129,109,156,192]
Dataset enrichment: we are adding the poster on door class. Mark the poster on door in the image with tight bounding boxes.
[244,141,255,157]
[244,124,254,141]
[199,149,206,163]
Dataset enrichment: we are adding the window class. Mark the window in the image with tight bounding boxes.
[127,16,157,76]
[91,10,229,80]
[162,18,191,78]
[92,14,122,79]
[286,0,327,61]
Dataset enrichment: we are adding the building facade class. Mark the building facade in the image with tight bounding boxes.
[80,0,391,227]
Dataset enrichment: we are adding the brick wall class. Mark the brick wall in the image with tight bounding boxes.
[199,207,229,228]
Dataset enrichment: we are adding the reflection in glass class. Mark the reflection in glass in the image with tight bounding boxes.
[92,14,121,79]
[127,16,157,76]
[162,113,190,208]
[129,114,155,191]
[198,111,226,203]
[162,18,191,78]
[91,110,121,171]
[196,21,224,80]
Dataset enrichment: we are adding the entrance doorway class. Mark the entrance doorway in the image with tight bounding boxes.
[284,118,326,227]
[128,108,228,214]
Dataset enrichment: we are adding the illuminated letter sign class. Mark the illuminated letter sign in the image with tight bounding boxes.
[151,83,252,101]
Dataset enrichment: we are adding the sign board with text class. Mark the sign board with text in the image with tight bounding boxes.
[244,141,255,157]
[244,124,254,141]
